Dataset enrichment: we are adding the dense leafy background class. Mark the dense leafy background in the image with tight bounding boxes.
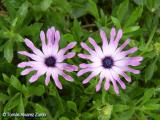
[0,0,160,120]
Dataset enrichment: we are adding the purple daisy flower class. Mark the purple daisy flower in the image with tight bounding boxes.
[78,27,143,94]
[18,26,78,89]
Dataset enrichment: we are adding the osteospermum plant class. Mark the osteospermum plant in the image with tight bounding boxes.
[18,26,78,89]
[78,27,143,94]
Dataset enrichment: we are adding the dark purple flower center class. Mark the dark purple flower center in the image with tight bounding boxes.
[102,56,114,69]
[45,56,56,67]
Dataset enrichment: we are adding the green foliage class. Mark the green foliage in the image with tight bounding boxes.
[0,0,160,120]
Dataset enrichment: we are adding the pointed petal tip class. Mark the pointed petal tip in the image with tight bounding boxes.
[82,80,88,84]
[17,63,24,68]
[69,42,77,47]
[80,42,84,46]
[77,72,81,77]
[50,26,55,30]
[96,85,101,92]
[140,57,143,61]
[74,66,79,71]
[45,80,49,86]
[115,89,120,95]
[57,85,63,90]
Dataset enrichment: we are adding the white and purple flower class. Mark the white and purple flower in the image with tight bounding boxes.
[18,26,78,89]
[78,27,143,94]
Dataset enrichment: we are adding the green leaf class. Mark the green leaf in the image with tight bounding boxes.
[145,60,156,82]
[35,104,48,113]
[59,117,70,120]
[3,0,17,18]
[14,2,29,28]
[40,0,53,11]
[4,41,13,63]
[52,0,71,13]
[34,104,52,119]
[28,85,45,96]
[67,101,77,113]
[10,75,22,91]
[118,108,135,120]
[87,0,99,19]
[21,85,29,97]
[98,104,113,120]
[133,0,145,5]
[111,16,121,28]
[0,93,9,103]
[4,92,20,111]
[125,7,143,27]
[72,19,83,41]
[145,0,160,12]
[113,104,129,112]
[141,88,155,105]
[142,103,160,111]
[124,26,140,33]
[116,0,129,22]
[2,73,10,83]
[17,94,24,113]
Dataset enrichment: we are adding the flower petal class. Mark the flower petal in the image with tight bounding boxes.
[29,72,42,83]
[45,72,51,86]
[114,29,123,48]
[40,31,48,55]
[96,70,105,92]
[47,27,55,46]
[112,66,131,82]
[79,62,101,68]
[59,71,73,81]
[57,52,76,62]
[109,27,116,44]
[56,63,78,72]
[24,38,44,57]
[80,42,99,57]
[115,56,143,66]
[110,70,126,90]
[82,67,102,84]
[52,30,60,54]
[77,68,92,76]
[57,42,77,57]
[104,79,110,91]
[21,68,34,75]
[78,53,100,62]
[89,37,104,57]
[18,51,43,62]
[111,80,119,94]
[52,73,62,89]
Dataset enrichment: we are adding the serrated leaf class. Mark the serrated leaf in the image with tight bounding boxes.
[0,93,9,103]
[124,26,140,33]
[59,117,70,120]
[67,101,77,113]
[17,94,24,113]
[125,7,143,27]
[145,0,160,12]
[4,41,13,63]
[40,0,53,11]
[141,88,155,105]
[113,104,129,112]
[72,19,82,41]
[87,0,99,19]
[2,73,10,83]
[111,16,121,28]
[28,85,45,96]
[10,75,22,91]
[116,0,129,22]
[142,103,160,111]
[4,92,20,111]
[145,61,156,82]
